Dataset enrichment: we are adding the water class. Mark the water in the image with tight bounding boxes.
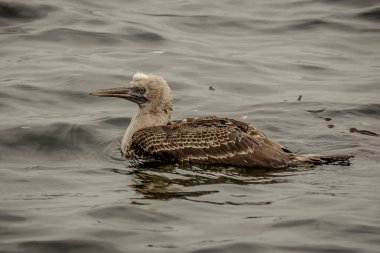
[1,0,379,252]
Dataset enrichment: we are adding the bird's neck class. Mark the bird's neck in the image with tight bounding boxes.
[121,106,172,155]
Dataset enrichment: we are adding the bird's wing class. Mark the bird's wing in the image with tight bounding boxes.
[129,116,291,168]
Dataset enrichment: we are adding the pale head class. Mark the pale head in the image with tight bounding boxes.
[90,72,173,116]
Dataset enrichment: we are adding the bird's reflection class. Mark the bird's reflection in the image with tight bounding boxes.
[108,161,303,200]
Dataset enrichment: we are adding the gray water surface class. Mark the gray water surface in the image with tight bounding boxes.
[1,0,380,252]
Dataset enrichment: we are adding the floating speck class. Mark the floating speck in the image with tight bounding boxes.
[152,50,164,54]
[297,94,302,101]
[209,86,215,91]
[350,128,379,137]
[241,116,248,120]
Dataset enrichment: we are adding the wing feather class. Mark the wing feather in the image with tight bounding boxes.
[129,116,291,168]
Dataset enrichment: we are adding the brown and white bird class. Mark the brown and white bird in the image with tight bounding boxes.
[90,73,350,169]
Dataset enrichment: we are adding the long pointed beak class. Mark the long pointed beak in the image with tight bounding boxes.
[90,87,132,98]
[90,87,147,104]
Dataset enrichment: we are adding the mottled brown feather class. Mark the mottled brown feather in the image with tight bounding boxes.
[127,116,294,168]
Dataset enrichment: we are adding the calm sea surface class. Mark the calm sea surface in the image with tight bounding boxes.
[1,0,379,252]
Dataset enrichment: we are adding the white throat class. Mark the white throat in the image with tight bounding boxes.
[121,106,171,154]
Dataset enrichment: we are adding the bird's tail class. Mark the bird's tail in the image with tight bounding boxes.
[292,154,353,166]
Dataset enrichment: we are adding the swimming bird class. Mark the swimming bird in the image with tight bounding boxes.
[90,73,350,169]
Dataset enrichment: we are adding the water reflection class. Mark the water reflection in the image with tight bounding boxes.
[108,162,299,200]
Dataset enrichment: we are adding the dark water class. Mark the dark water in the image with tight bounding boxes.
[1,0,380,252]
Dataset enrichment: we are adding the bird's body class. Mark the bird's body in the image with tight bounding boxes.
[90,73,350,169]
[127,116,294,168]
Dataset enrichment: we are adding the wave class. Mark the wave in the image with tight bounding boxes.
[0,122,102,161]
[309,103,380,119]
[357,7,380,21]
[0,1,56,25]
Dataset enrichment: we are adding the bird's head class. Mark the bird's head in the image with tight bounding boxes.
[90,72,173,114]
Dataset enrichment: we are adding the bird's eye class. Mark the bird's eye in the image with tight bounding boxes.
[137,88,145,94]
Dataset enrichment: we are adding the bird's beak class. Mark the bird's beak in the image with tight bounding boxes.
[89,87,147,104]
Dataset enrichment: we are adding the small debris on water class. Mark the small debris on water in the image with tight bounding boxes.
[307,109,326,113]
[324,117,332,121]
[297,94,302,101]
[152,50,164,54]
[349,128,379,137]
[209,86,215,91]
[327,124,335,128]
[241,116,248,120]
[130,201,149,205]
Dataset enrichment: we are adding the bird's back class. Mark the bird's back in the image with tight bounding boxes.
[126,116,294,168]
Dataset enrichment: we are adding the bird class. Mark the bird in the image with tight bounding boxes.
[90,72,351,169]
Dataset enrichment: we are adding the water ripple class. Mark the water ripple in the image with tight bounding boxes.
[1,0,380,252]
